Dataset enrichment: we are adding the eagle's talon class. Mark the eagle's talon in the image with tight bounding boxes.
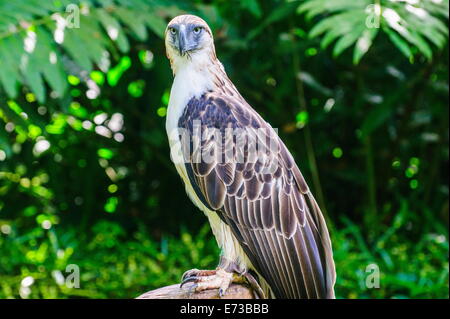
[242,271,265,299]
[180,276,198,288]
[180,269,218,289]
[180,267,264,298]
[181,268,199,282]
[181,268,235,297]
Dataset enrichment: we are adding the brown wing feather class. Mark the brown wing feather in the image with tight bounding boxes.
[178,91,336,298]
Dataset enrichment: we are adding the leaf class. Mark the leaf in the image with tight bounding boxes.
[353,28,378,64]
[360,102,394,138]
[61,27,94,72]
[320,28,347,49]
[408,31,433,60]
[16,30,47,103]
[241,0,262,18]
[114,7,148,41]
[0,33,25,98]
[300,0,449,62]
[359,87,408,138]
[309,9,366,39]
[247,1,298,40]
[0,0,167,105]
[34,27,68,98]
[7,0,52,16]
[96,8,130,53]
[383,26,413,60]
[0,39,20,98]
[333,26,365,57]
[21,58,46,103]
[75,16,110,69]
[144,13,167,38]
[403,12,447,48]
[298,72,333,96]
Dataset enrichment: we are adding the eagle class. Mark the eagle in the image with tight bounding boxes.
[164,14,336,299]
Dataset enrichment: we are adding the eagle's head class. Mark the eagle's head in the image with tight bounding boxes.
[165,15,216,72]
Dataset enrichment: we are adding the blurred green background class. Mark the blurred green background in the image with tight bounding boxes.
[0,0,448,299]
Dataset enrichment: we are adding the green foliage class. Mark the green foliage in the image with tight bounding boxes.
[0,0,448,299]
[0,0,169,102]
[0,221,219,298]
[1,209,447,298]
[333,203,449,298]
[298,0,449,63]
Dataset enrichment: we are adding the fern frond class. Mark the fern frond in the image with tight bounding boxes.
[0,0,170,102]
[298,0,449,64]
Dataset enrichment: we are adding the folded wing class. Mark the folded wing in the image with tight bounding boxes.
[178,92,336,298]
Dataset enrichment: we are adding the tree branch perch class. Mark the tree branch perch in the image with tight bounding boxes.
[136,282,256,299]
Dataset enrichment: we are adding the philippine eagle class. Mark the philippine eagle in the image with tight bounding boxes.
[164,14,336,299]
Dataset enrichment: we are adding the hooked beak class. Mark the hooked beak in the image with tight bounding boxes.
[177,28,188,56]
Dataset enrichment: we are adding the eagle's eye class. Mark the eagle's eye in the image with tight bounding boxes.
[169,27,176,35]
[193,26,202,34]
